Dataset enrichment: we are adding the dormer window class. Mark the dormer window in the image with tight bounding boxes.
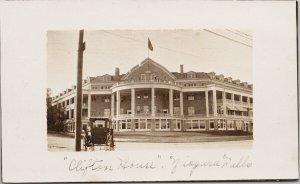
[103,75,111,82]
[187,72,196,78]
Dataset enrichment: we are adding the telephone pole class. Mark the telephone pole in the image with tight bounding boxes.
[75,30,85,151]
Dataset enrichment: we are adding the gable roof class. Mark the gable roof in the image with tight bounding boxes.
[90,74,125,83]
[171,72,210,79]
[121,58,177,80]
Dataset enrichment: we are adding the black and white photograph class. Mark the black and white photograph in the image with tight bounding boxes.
[1,1,298,183]
[47,30,253,152]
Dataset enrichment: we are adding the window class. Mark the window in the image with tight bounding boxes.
[104,109,110,116]
[136,106,141,113]
[121,121,126,129]
[188,95,195,100]
[174,107,180,114]
[167,119,171,129]
[192,120,199,129]
[200,121,206,130]
[174,94,180,100]
[127,110,132,114]
[176,120,181,130]
[147,119,151,130]
[209,121,215,130]
[155,119,160,129]
[143,106,149,113]
[186,120,192,129]
[141,74,146,81]
[135,119,139,129]
[143,93,149,99]
[140,119,146,129]
[163,109,168,114]
[127,119,131,130]
[161,119,167,129]
[71,109,74,118]
[150,74,156,80]
[104,98,110,103]
[187,72,196,78]
[188,107,195,115]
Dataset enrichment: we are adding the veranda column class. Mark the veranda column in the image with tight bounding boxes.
[111,93,115,117]
[205,90,209,117]
[88,93,91,118]
[222,90,227,130]
[69,109,72,119]
[231,94,235,119]
[131,88,135,117]
[74,96,77,121]
[69,99,72,119]
[169,89,173,116]
[213,89,218,130]
[213,89,217,117]
[247,96,250,108]
[240,94,243,106]
[151,87,155,116]
[116,90,120,117]
[223,91,226,116]
[180,91,183,115]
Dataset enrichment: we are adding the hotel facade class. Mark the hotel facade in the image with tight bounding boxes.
[51,58,253,133]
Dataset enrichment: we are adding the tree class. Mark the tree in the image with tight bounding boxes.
[47,88,68,131]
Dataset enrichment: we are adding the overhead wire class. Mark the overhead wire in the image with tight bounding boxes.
[203,29,252,48]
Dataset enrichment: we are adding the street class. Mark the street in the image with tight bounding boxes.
[48,133,253,151]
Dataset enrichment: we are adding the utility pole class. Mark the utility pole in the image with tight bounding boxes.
[75,30,85,151]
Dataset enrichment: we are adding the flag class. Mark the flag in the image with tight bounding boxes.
[148,37,153,51]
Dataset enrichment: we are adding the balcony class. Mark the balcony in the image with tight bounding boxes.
[226,99,232,104]
[184,114,207,118]
[116,113,184,118]
[226,114,252,120]
[242,102,249,106]
[217,99,223,104]
[112,79,183,90]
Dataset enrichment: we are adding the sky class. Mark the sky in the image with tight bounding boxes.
[47,30,252,96]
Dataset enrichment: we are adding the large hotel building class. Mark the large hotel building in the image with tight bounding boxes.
[51,58,253,133]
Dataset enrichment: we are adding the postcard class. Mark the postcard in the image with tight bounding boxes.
[1,1,298,182]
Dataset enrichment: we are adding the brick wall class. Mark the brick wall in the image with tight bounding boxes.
[155,90,169,113]
[183,92,207,115]
[135,89,152,113]
[120,93,131,114]
[91,94,111,116]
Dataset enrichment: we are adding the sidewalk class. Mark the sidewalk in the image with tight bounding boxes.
[47,130,253,143]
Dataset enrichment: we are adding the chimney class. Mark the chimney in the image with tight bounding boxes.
[180,64,184,73]
[115,67,120,77]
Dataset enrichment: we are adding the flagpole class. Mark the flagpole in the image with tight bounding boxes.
[147,33,149,58]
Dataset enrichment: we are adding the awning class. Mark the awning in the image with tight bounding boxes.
[235,106,248,111]
[226,105,235,110]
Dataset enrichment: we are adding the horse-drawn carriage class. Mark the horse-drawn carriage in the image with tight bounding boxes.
[82,118,115,151]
